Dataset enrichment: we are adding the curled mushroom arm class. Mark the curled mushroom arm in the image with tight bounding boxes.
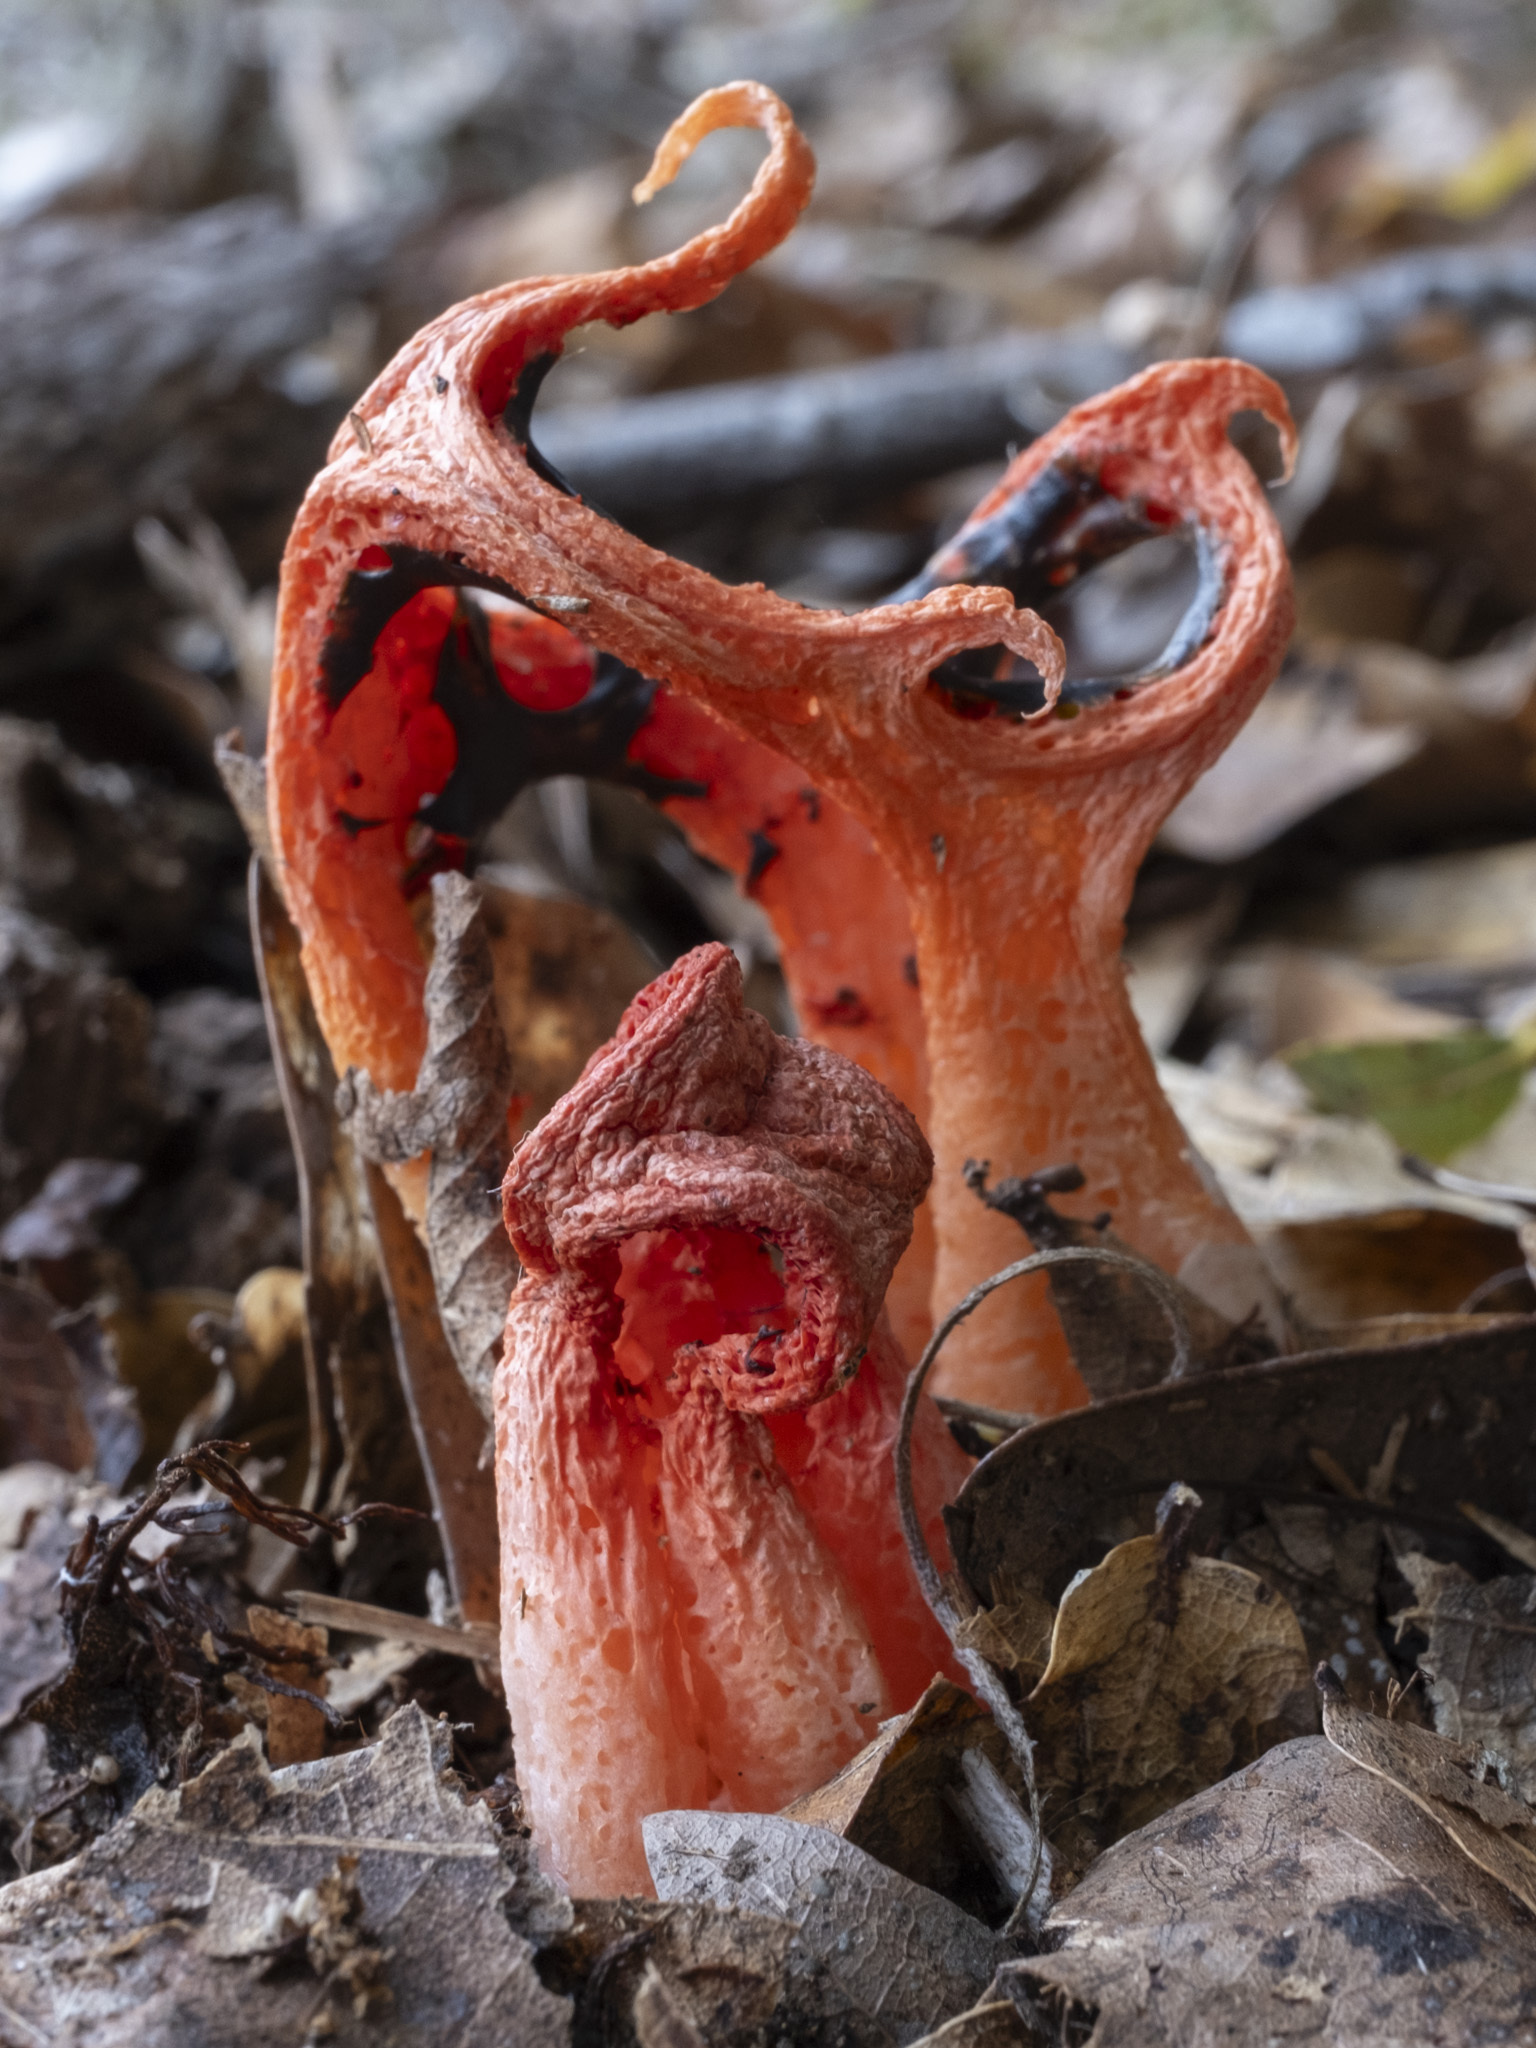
[265,84,930,1355]
[268,81,818,1099]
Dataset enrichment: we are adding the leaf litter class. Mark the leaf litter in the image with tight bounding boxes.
[11,978,1536,2043]
[1394,1550,1536,1803]
[1020,1481,1315,1877]
[13,6,1536,2043]
[1002,1734,1536,2047]
[0,1703,571,2048]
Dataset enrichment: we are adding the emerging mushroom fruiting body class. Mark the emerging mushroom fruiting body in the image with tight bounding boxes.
[496,942,966,1895]
[268,78,1295,1419]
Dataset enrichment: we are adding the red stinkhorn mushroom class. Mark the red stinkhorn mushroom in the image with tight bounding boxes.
[496,941,965,1895]
[268,79,1294,1425]
[783,361,1299,1410]
[266,83,933,1316]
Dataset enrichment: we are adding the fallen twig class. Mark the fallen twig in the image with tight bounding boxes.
[283,1591,498,1663]
[535,326,1132,522]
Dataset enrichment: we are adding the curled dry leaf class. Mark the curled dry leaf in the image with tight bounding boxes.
[339,869,651,1430]
[1317,1664,1536,1918]
[782,1675,1037,1926]
[950,1571,1057,1684]
[1394,1551,1536,1801]
[0,1704,570,2048]
[360,1162,500,1630]
[1004,1736,1536,2047]
[212,730,276,875]
[643,1809,1005,2048]
[1023,1484,1315,1872]
[338,870,517,1421]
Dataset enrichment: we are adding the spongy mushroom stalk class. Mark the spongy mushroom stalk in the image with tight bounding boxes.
[495,943,966,1895]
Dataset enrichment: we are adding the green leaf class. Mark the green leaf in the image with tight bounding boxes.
[1284,1031,1528,1164]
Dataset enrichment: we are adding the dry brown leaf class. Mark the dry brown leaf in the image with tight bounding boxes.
[782,1675,1036,1925]
[212,730,277,880]
[366,1162,500,1630]
[1161,663,1422,864]
[101,1285,228,1479]
[1394,1552,1536,1802]
[0,1279,139,1484]
[1289,834,1536,975]
[478,879,655,1136]
[338,872,651,1425]
[233,1265,306,1373]
[950,1570,1056,1683]
[0,1340,87,1492]
[245,1605,327,1767]
[782,1676,987,1837]
[1024,1487,1314,1867]
[0,908,164,1222]
[1235,1494,1405,1710]
[1005,1735,1536,2046]
[643,1808,1004,2048]
[1156,1052,1529,1256]
[0,1703,570,2047]
[1263,1209,1523,1324]
[1123,889,1244,1057]
[633,1960,709,2048]
[1229,943,1466,1058]
[538,1894,866,2048]
[1318,1663,1536,1917]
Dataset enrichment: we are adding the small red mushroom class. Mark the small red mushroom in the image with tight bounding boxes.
[496,941,965,1895]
